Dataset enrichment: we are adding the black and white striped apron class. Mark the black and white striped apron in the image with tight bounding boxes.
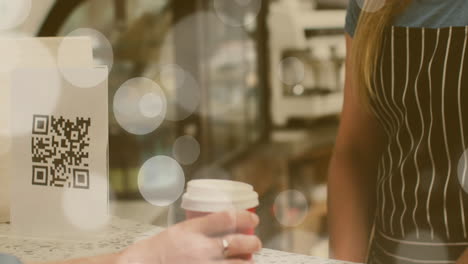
[368,26,468,264]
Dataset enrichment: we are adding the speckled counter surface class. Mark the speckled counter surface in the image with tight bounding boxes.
[0,217,358,264]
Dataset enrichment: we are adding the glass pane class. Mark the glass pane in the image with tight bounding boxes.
[58,0,176,198]
[203,2,261,158]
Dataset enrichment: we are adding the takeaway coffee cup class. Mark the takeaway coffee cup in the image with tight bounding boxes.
[181,179,259,235]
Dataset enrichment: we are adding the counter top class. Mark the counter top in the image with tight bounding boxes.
[0,217,358,264]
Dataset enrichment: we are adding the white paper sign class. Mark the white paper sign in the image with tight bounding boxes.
[9,67,109,239]
[0,37,94,223]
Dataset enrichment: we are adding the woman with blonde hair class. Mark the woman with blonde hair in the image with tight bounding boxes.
[329,0,468,263]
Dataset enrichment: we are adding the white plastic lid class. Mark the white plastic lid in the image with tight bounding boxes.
[181,179,259,212]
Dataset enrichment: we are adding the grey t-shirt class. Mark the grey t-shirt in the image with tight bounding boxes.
[345,0,468,37]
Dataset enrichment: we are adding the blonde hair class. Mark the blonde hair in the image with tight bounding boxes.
[351,0,412,106]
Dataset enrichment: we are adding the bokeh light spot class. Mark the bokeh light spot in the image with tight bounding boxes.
[172,135,200,165]
[279,57,305,86]
[139,93,164,118]
[273,190,309,227]
[138,156,185,207]
[159,66,200,121]
[160,64,186,91]
[113,77,167,135]
[58,28,113,88]
[0,0,31,30]
[292,84,305,96]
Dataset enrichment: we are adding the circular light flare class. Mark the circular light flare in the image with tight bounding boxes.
[172,135,200,165]
[58,28,113,88]
[138,156,185,207]
[159,64,187,91]
[139,93,164,118]
[0,0,32,31]
[159,65,200,122]
[292,84,305,96]
[273,190,309,227]
[113,77,167,135]
[279,57,305,86]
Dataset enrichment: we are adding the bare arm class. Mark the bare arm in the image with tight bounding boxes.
[27,211,260,264]
[328,34,387,262]
[29,254,118,264]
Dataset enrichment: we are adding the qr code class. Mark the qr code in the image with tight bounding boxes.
[31,115,91,189]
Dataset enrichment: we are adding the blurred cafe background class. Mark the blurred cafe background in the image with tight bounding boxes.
[19,0,348,258]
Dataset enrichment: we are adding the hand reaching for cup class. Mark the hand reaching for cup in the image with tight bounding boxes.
[119,210,262,264]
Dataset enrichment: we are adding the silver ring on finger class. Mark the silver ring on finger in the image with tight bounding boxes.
[221,238,230,258]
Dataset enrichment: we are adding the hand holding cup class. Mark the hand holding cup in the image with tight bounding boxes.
[119,210,262,264]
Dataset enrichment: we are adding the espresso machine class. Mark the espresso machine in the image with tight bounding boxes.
[268,0,346,126]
